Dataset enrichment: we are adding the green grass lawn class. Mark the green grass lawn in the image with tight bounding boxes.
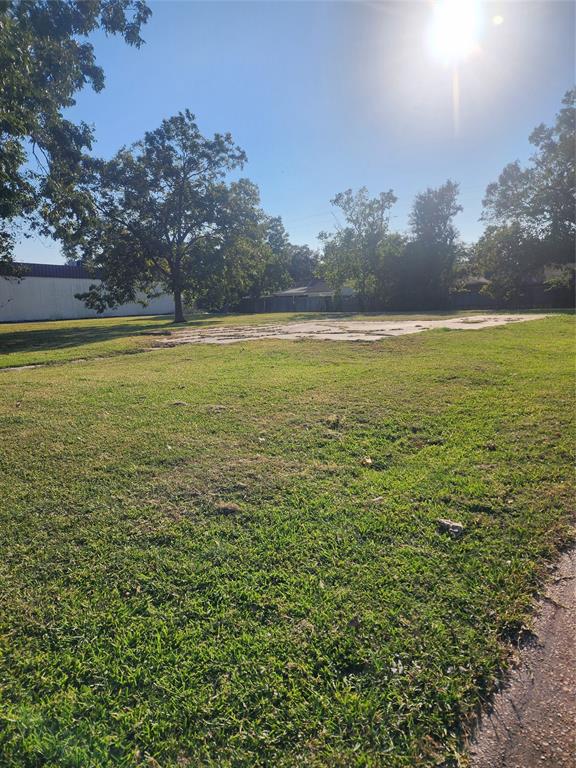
[0,315,573,767]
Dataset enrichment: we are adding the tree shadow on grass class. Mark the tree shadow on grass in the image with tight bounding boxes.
[0,316,175,357]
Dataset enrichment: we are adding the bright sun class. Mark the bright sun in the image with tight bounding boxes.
[429,0,482,66]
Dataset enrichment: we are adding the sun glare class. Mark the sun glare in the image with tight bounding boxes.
[429,0,482,66]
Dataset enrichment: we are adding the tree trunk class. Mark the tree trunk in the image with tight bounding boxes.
[171,253,186,323]
[173,285,185,323]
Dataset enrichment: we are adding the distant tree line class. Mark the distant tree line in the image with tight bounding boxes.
[0,1,573,320]
[319,181,463,311]
[319,89,575,311]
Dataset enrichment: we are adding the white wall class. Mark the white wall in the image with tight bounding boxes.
[0,276,174,322]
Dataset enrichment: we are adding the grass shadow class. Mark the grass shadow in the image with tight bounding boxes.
[0,316,174,356]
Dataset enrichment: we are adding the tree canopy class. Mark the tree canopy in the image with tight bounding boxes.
[52,111,264,320]
[320,187,397,307]
[0,0,151,265]
[401,180,463,308]
[482,89,574,258]
[317,85,574,312]
[257,217,319,294]
[319,181,462,310]
[476,88,575,304]
[2,11,572,315]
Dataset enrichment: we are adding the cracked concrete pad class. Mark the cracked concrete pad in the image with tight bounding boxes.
[159,314,548,346]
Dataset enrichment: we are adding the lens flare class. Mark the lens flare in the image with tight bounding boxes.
[428,0,484,137]
[429,0,481,66]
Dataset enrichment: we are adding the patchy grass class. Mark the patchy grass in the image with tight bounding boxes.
[0,315,574,767]
[0,310,506,369]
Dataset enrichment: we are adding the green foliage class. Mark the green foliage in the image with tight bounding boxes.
[372,232,409,306]
[320,182,462,310]
[286,243,319,285]
[0,315,573,766]
[50,112,316,319]
[409,180,461,247]
[260,219,319,292]
[48,111,269,320]
[318,92,573,311]
[188,178,276,312]
[400,180,463,309]
[473,224,540,305]
[0,0,151,259]
[483,88,575,255]
[478,89,576,304]
[258,216,293,293]
[320,187,397,306]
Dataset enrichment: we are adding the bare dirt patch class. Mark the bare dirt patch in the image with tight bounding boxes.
[468,548,576,768]
[159,314,548,346]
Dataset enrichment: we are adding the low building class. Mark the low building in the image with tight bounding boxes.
[239,278,357,313]
[0,262,174,323]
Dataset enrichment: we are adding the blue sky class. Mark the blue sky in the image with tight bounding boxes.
[17,0,575,264]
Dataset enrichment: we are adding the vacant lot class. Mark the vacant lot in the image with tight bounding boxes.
[0,310,533,368]
[0,314,573,767]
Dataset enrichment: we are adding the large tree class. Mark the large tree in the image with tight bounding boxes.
[482,89,575,262]
[255,216,293,296]
[49,111,269,322]
[478,89,576,304]
[0,0,151,266]
[473,223,542,306]
[320,186,397,308]
[399,180,463,308]
[318,183,462,310]
[285,243,319,285]
[183,178,276,312]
